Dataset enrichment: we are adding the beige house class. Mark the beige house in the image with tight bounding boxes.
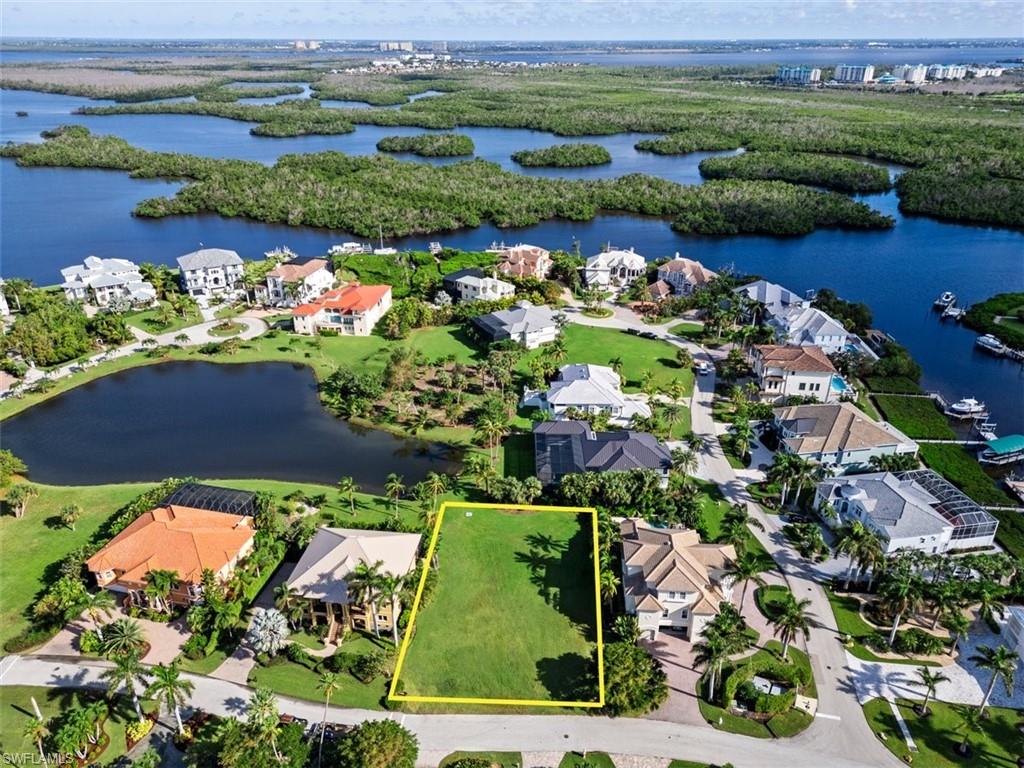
[495,244,552,280]
[258,258,335,306]
[752,344,839,404]
[620,519,736,640]
[86,506,256,608]
[287,528,421,642]
[655,254,717,296]
[292,284,392,336]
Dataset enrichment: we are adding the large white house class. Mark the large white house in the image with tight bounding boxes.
[816,469,998,554]
[453,274,515,303]
[752,344,839,404]
[656,254,717,296]
[292,284,393,336]
[773,402,918,472]
[473,301,561,349]
[734,279,806,317]
[521,363,651,424]
[582,247,646,290]
[257,257,334,307]
[177,248,244,297]
[620,519,736,641]
[769,305,850,354]
[60,256,156,307]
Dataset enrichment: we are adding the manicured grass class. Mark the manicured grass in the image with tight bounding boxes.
[0,685,156,766]
[855,386,882,421]
[753,585,791,621]
[560,752,615,768]
[394,506,599,704]
[248,653,390,709]
[125,301,201,334]
[208,320,245,337]
[824,588,943,667]
[873,395,956,440]
[669,321,706,341]
[698,482,776,573]
[439,752,523,768]
[918,444,1017,506]
[864,697,1022,768]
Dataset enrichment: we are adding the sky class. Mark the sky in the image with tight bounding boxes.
[1,0,1022,42]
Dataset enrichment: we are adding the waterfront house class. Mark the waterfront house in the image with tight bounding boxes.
[768,305,850,355]
[656,254,717,296]
[620,518,735,641]
[177,248,244,297]
[160,483,258,517]
[533,420,672,487]
[60,256,156,308]
[816,469,998,554]
[521,363,651,425]
[452,273,515,303]
[442,268,484,297]
[582,247,646,290]
[751,344,839,404]
[257,257,334,307]
[473,300,561,349]
[772,402,918,472]
[86,505,256,609]
[733,280,806,318]
[292,283,392,336]
[495,243,552,280]
[286,527,421,642]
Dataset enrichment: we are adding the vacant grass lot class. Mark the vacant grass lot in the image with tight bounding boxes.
[872,395,956,440]
[394,505,599,704]
[863,697,1021,767]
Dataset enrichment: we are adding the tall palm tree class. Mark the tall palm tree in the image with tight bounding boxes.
[767,452,798,507]
[880,569,924,647]
[383,474,405,513]
[274,582,305,630]
[316,672,341,768]
[24,717,49,766]
[337,476,359,516]
[727,550,766,610]
[927,583,963,630]
[101,618,146,659]
[78,590,115,640]
[422,471,449,516]
[771,594,815,660]
[974,582,1007,627]
[245,687,282,761]
[475,415,508,467]
[143,569,179,614]
[692,636,728,700]
[835,522,869,590]
[100,651,151,722]
[731,418,755,462]
[969,644,1019,715]
[723,502,766,533]
[6,483,38,518]
[348,560,385,639]
[670,447,698,476]
[914,666,949,715]
[144,662,194,735]
[377,573,405,646]
[787,455,817,510]
[599,568,620,614]
[942,612,971,657]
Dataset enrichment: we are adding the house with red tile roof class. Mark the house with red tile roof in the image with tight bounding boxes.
[86,506,256,608]
[751,344,840,404]
[620,518,736,641]
[495,243,552,280]
[291,283,393,336]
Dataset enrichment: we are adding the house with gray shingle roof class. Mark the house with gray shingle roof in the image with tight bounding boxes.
[474,300,561,349]
[521,363,651,425]
[533,420,672,487]
[177,248,244,297]
[620,518,736,640]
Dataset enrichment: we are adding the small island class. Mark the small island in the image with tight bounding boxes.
[376,133,475,157]
[698,151,893,194]
[512,143,612,167]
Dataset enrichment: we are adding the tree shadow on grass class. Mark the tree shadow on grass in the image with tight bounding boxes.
[536,651,597,703]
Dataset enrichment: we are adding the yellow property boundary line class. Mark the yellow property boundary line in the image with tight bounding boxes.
[387,500,605,708]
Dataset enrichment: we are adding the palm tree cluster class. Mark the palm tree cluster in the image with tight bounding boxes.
[347,559,408,646]
[767,452,819,511]
[692,604,755,702]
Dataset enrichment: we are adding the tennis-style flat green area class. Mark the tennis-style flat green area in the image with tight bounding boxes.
[394,505,600,704]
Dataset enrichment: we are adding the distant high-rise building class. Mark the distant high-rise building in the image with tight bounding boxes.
[431,41,448,53]
[927,64,966,81]
[834,64,875,83]
[379,41,414,52]
[776,65,821,85]
[892,64,927,84]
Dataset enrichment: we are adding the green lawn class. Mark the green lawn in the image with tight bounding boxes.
[698,483,776,573]
[862,375,924,395]
[872,395,956,440]
[864,698,1022,768]
[560,752,615,768]
[125,301,202,335]
[824,588,942,667]
[439,752,523,768]
[394,505,599,704]
[918,444,1017,507]
[0,685,156,765]
[753,585,791,621]
[669,321,706,341]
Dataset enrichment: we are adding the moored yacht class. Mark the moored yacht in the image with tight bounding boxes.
[946,397,987,418]
[934,291,956,308]
[976,334,1006,355]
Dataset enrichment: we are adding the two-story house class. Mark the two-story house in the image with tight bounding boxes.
[60,256,156,307]
[520,363,651,424]
[656,254,717,296]
[177,248,244,297]
[769,305,849,355]
[452,274,515,303]
[751,344,839,404]
[258,257,334,307]
[495,243,552,280]
[292,283,393,336]
[620,519,736,640]
[582,247,646,290]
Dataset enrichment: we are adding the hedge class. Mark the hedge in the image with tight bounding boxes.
[721,655,808,707]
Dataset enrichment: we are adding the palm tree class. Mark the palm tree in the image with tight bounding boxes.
[274,582,305,630]
[787,455,817,510]
[348,560,385,638]
[378,573,405,646]
[337,476,359,515]
[608,356,624,375]
[24,717,49,766]
[834,522,869,590]
[246,687,282,762]
[731,418,755,462]
[723,502,765,532]
[767,452,798,507]
[880,569,924,647]
[612,614,641,644]
[144,662,194,735]
[969,644,1018,715]
[942,611,971,657]
[316,672,342,768]
[100,651,151,722]
[974,582,1007,627]
[671,447,698,476]
[143,569,179,613]
[78,590,115,640]
[599,567,619,614]
[101,618,146,659]
[928,583,963,630]
[727,551,766,611]
[955,704,984,757]
[771,594,815,660]
[383,473,405,513]
[475,415,508,467]
[422,471,449,516]
[59,503,82,531]
[914,666,949,716]
[693,636,728,700]
[6,483,38,518]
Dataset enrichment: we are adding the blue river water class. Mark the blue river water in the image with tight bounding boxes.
[1,88,1022,433]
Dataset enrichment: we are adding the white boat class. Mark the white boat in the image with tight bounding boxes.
[976,334,1006,354]
[946,397,987,417]
[934,291,956,308]
[941,305,965,320]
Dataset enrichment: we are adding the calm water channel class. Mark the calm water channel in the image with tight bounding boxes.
[0,361,461,489]
[0,87,1022,434]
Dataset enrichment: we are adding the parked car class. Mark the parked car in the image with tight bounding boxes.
[639,331,658,340]
[695,360,713,376]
